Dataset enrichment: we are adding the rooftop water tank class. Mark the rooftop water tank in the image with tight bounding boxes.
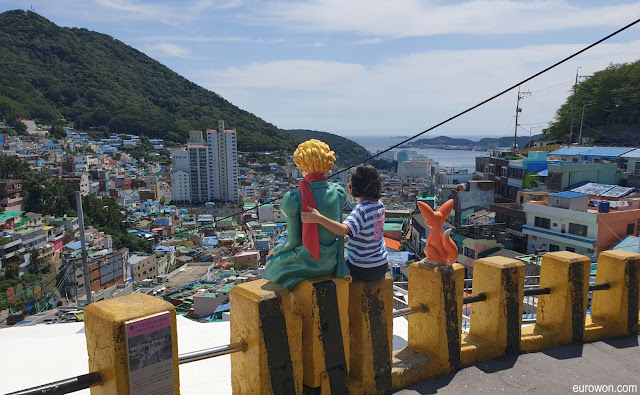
[598,201,610,213]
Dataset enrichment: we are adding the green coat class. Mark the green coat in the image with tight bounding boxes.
[263,180,349,291]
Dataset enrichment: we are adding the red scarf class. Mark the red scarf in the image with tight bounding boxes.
[299,173,328,260]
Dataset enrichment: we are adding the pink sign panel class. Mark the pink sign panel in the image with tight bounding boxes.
[125,311,174,395]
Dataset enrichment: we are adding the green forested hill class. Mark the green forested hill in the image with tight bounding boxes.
[0,10,296,151]
[544,60,640,143]
[284,129,371,165]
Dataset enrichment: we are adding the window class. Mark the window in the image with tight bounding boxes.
[464,247,475,258]
[627,223,635,235]
[566,247,575,252]
[549,244,560,252]
[534,216,551,229]
[568,223,588,237]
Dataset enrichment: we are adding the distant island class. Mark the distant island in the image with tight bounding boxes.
[405,134,542,150]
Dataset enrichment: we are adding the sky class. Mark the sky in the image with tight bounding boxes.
[1,0,640,140]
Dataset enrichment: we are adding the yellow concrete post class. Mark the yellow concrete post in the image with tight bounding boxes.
[290,276,349,393]
[392,262,464,390]
[585,250,640,341]
[84,293,180,395]
[346,275,393,395]
[461,257,525,366]
[229,279,303,395]
[521,251,590,352]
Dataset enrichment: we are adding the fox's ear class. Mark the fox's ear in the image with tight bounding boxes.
[437,199,454,218]
[418,201,436,222]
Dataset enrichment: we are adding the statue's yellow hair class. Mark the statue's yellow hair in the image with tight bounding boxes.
[293,139,336,174]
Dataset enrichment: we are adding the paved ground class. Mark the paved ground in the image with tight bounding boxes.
[395,335,640,395]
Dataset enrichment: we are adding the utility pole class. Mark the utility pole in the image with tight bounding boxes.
[75,192,91,305]
[513,87,531,150]
[569,67,581,144]
[579,103,592,146]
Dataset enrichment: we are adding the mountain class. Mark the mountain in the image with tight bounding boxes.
[284,129,372,166]
[410,134,541,149]
[0,10,299,151]
[543,60,640,145]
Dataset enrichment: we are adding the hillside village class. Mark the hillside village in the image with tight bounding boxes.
[2,115,640,328]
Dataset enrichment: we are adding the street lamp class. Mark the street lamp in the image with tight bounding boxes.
[528,126,543,149]
[578,104,593,146]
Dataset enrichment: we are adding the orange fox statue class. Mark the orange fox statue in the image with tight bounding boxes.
[417,199,458,264]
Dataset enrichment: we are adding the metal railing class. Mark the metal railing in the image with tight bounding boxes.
[178,342,246,364]
[8,342,247,395]
[7,372,103,395]
[393,304,428,318]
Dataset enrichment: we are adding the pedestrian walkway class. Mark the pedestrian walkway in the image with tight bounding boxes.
[396,335,640,394]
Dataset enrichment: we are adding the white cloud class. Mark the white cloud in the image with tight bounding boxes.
[354,38,383,45]
[200,40,640,135]
[89,0,242,25]
[139,35,285,44]
[147,43,192,58]
[206,60,365,90]
[94,0,180,24]
[257,0,640,37]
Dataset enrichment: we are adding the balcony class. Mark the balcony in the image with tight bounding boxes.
[522,224,596,246]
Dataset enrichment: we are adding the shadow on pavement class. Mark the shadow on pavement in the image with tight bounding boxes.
[603,335,639,349]
[476,354,518,373]
[401,371,457,395]
[542,342,584,360]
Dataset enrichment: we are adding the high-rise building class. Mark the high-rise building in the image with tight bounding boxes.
[187,120,238,203]
[170,149,191,203]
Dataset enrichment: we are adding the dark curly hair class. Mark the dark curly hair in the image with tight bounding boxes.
[349,164,382,200]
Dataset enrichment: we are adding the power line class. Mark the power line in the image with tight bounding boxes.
[211,17,640,221]
[529,80,574,93]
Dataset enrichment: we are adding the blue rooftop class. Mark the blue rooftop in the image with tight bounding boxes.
[550,191,589,199]
[549,146,589,156]
[621,148,640,158]
[203,237,219,247]
[580,146,634,157]
[214,303,231,313]
[611,236,640,253]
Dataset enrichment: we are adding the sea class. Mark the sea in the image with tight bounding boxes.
[346,135,504,172]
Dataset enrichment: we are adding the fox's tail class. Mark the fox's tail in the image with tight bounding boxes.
[443,228,458,264]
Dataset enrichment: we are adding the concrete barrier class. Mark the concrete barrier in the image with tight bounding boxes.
[84,293,180,395]
[346,275,393,395]
[392,262,464,389]
[585,250,640,341]
[229,279,303,394]
[82,250,640,394]
[521,251,591,352]
[290,277,350,393]
[461,257,525,365]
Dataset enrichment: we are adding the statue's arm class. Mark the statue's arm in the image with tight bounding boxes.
[277,191,302,253]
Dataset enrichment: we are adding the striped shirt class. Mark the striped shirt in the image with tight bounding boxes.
[344,200,388,268]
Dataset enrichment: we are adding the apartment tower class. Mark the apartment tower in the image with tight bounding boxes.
[187,120,238,203]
